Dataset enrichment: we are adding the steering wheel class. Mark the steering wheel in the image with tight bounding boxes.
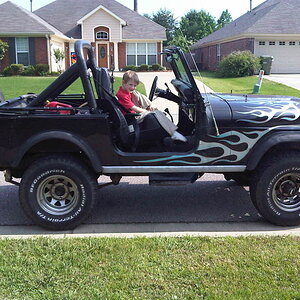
[148,76,158,101]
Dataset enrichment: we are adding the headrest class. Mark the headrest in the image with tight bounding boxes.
[95,67,112,99]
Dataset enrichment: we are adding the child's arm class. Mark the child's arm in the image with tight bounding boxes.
[130,105,147,113]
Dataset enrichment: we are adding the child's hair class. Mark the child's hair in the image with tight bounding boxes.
[122,70,140,85]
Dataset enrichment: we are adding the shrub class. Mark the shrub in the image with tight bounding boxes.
[34,64,49,75]
[122,65,138,72]
[22,65,36,76]
[138,64,149,72]
[22,64,50,76]
[3,64,24,76]
[150,64,161,71]
[218,51,261,77]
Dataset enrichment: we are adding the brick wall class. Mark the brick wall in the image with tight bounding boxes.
[220,38,254,58]
[193,38,255,71]
[64,42,70,69]
[0,37,48,72]
[94,26,109,42]
[118,42,126,70]
[34,37,48,65]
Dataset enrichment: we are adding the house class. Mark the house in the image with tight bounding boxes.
[190,0,300,73]
[0,1,69,72]
[0,0,166,72]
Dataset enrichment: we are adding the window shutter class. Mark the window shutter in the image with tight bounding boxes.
[8,38,16,64]
[29,38,36,65]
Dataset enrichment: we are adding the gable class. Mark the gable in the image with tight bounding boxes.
[80,8,123,42]
[35,0,166,40]
[77,5,126,25]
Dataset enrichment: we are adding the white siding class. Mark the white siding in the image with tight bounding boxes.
[82,9,121,42]
[50,37,65,72]
[255,39,300,73]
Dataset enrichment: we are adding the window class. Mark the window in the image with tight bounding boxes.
[137,43,146,65]
[126,43,157,66]
[279,41,286,45]
[217,44,221,63]
[259,41,265,45]
[96,31,108,40]
[289,41,296,46]
[126,43,136,65]
[269,41,275,45]
[15,37,29,65]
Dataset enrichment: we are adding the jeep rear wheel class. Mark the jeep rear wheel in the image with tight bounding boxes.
[19,155,98,230]
[250,152,300,226]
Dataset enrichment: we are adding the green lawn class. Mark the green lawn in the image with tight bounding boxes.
[196,72,300,97]
[0,76,146,100]
[0,236,299,299]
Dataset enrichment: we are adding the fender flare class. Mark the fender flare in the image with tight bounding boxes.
[247,131,300,171]
[12,131,102,173]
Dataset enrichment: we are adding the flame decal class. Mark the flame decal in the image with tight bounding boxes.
[135,129,271,165]
[237,101,300,124]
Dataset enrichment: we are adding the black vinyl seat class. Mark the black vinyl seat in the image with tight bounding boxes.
[94,68,168,152]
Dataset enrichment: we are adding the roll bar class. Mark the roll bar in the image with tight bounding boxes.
[28,40,99,113]
[74,40,98,113]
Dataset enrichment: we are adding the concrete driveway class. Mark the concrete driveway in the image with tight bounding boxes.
[265,74,300,91]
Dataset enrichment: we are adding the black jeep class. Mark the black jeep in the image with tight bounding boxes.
[0,40,300,230]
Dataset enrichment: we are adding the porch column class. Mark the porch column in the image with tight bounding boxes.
[114,42,119,71]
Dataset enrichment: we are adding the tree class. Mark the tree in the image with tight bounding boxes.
[144,8,177,45]
[179,10,216,44]
[167,30,193,52]
[0,40,8,71]
[53,48,65,73]
[217,9,233,29]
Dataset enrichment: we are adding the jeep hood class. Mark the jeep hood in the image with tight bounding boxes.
[207,93,300,127]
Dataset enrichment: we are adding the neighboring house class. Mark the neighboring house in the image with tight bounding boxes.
[0,0,166,72]
[0,1,70,72]
[190,0,300,73]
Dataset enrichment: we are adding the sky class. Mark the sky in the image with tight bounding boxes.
[0,0,266,20]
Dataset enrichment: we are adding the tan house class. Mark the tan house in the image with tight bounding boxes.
[0,0,166,72]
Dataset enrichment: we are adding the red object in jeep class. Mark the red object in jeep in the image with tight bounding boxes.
[45,101,72,114]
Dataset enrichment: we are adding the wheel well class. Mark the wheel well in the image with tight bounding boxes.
[11,139,96,178]
[251,142,300,171]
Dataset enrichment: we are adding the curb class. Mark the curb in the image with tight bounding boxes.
[1,222,299,239]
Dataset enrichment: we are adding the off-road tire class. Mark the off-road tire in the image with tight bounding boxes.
[250,151,300,226]
[19,155,98,230]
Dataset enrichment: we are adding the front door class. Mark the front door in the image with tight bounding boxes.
[98,44,108,68]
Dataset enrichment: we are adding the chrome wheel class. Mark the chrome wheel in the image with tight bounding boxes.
[273,173,300,212]
[37,175,80,215]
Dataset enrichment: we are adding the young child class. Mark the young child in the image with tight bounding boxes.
[116,70,187,142]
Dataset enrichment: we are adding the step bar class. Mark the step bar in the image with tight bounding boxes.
[102,165,246,174]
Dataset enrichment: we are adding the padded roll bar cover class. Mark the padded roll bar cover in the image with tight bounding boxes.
[74,40,98,112]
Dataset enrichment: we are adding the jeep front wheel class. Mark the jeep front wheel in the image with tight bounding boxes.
[250,152,300,226]
[19,155,98,230]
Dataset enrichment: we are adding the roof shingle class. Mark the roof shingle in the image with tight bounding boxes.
[0,1,67,37]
